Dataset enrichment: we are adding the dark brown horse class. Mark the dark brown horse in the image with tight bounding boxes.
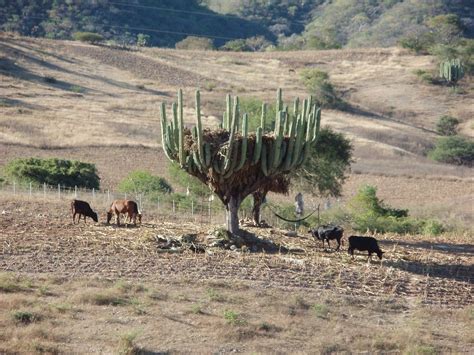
[106,200,141,226]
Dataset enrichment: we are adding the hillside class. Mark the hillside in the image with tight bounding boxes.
[0,0,269,47]
[0,33,473,225]
[1,0,473,48]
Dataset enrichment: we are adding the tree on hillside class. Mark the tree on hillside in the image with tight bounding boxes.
[160,89,321,235]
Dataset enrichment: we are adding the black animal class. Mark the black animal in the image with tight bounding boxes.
[71,199,98,224]
[348,236,384,260]
[309,225,344,251]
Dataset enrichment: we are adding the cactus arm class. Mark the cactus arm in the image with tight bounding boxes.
[252,127,263,164]
[172,102,178,144]
[225,94,232,130]
[261,103,267,132]
[291,116,304,168]
[260,142,268,176]
[195,90,207,169]
[283,115,298,170]
[235,113,248,171]
[223,97,238,172]
[159,102,174,161]
[204,143,211,167]
[277,88,283,111]
[177,89,185,167]
[272,111,284,169]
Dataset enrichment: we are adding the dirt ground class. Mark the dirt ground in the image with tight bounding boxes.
[0,198,472,353]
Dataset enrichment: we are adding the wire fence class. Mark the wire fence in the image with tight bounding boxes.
[0,181,231,225]
[1,181,325,228]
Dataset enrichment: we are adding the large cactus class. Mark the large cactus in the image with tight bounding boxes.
[160,89,321,234]
[439,58,464,86]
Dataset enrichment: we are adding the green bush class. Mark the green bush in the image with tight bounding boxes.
[3,158,100,189]
[300,69,343,108]
[72,32,103,44]
[429,136,474,166]
[118,170,172,195]
[136,33,150,47]
[422,219,445,236]
[399,33,434,54]
[436,115,460,136]
[348,185,441,235]
[238,97,276,132]
[175,36,214,50]
[221,39,250,52]
[168,163,210,197]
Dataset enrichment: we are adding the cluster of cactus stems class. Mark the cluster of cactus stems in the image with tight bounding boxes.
[160,88,321,183]
[439,58,464,84]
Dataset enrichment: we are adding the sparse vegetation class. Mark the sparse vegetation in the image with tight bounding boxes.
[224,310,246,326]
[12,310,40,324]
[117,331,141,355]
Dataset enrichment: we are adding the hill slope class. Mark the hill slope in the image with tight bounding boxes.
[0,34,472,224]
[0,0,269,47]
[1,0,472,48]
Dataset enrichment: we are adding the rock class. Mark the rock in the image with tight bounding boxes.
[230,245,238,251]
[180,233,197,243]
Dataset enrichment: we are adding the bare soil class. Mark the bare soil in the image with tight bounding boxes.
[0,198,472,353]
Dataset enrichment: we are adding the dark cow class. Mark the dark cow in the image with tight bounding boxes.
[309,225,344,251]
[71,199,98,224]
[348,236,384,260]
[106,199,141,226]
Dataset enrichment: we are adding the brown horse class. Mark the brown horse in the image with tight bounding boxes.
[106,200,141,226]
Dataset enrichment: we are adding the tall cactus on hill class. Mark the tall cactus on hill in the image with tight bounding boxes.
[160,89,321,234]
[439,58,464,86]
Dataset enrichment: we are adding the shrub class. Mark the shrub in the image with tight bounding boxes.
[136,33,150,47]
[238,97,276,132]
[118,170,172,195]
[224,310,246,326]
[72,32,103,44]
[221,39,250,52]
[413,69,434,84]
[3,157,100,189]
[422,219,445,236]
[300,69,341,108]
[348,185,434,234]
[175,36,214,50]
[428,136,474,166]
[436,115,460,136]
[398,34,433,54]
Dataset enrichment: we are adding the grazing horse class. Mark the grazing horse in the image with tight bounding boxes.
[106,199,141,226]
[71,199,98,224]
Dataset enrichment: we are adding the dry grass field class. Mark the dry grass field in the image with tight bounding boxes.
[1,33,473,353]
[0,198,473,353]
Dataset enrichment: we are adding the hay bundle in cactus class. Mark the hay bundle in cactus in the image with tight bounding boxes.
[160,89,321,235]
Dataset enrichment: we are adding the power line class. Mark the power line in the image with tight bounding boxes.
[15,15,244,41]
[108,1,310,25]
